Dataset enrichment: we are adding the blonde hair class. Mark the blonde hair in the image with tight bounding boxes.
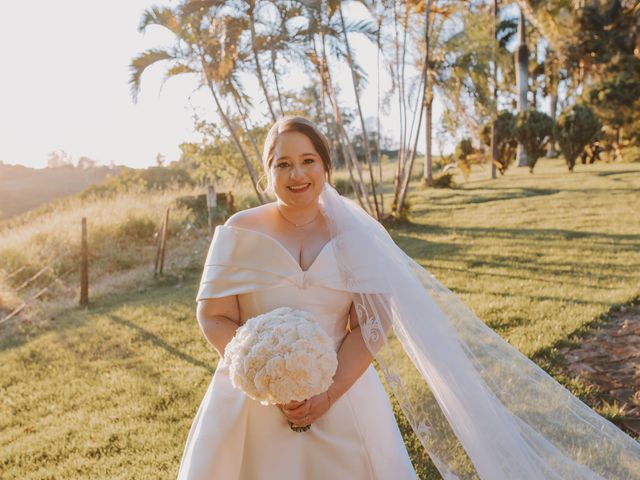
[260,116,332,194]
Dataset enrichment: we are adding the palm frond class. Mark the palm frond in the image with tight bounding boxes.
[138,5,182,37]
[179,0,222,17]
[159,63,199,97]
[128,48,174,103]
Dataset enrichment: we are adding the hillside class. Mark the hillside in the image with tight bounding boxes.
[0,163,115,219]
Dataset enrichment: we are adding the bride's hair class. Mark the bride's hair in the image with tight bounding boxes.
[260,116,333,194]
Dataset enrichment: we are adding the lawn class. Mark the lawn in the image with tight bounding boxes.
[1,158,639,479]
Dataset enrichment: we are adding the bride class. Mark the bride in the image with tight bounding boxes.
[178,116,640,479]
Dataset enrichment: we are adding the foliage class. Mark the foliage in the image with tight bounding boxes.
[480,111,518,175]
[556,105,601,171]
[620,146,640,164]
[438,6,517,142]
[585,56,640,139]
[115,214,158,243]
[80,166,196,199]
[566,1,640,145]
[514,110,554,173]
[173,192,236,228]
[453,138,477,180]
[332,177,354,196]
[431,171,455,188]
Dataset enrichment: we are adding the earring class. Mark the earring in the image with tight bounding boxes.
[257,174,269,194]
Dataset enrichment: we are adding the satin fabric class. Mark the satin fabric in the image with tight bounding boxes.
[177,225,417,480]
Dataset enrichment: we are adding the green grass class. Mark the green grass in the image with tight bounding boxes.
[1,158,639,479]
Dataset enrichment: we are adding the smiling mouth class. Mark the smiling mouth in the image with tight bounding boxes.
[288,183,311,192]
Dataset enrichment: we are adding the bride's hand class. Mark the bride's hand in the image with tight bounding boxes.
[278,391,332,426]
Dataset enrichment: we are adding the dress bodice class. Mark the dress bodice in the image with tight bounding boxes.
[197,225,353,350]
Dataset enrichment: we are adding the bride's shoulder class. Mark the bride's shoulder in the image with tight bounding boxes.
[224,202,276,230]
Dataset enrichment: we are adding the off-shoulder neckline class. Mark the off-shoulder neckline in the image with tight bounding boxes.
[218,224,336,273]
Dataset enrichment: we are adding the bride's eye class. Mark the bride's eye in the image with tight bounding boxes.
[276,162,290,169]
[303,158,315,164]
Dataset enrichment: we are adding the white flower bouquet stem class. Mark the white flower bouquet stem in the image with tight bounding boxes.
[223,307,338,432]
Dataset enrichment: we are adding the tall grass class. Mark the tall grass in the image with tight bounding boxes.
[0,188,214,338]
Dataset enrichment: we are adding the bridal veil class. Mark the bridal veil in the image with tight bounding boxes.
[318,181,639,479]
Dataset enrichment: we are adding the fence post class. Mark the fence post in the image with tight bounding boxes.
[206,183,217,235]
[80,217,89,306]
[153,222,162,278]
[158,207,170,276]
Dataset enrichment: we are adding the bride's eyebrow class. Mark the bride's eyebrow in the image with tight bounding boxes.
[276,152,318,160]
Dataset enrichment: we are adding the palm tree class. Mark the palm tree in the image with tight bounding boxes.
[129,3,266,203]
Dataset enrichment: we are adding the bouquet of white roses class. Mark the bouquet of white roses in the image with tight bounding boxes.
[223,307,338,431]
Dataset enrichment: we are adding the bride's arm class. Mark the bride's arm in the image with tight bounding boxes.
[327,294,392,404]
[196,295,241,358]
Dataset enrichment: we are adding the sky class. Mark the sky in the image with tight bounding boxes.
[0,1,445,170]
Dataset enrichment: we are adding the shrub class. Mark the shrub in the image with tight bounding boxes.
[481,111,517,175]
[556,105,601,171]
[620,145,640,163]
[432,172,456,188]
[332,177,354,196]
[115,214,158,243]
[514,110,554,173]
[454,138,475,180]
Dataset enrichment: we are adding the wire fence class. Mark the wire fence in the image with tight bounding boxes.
[0,187,235,327]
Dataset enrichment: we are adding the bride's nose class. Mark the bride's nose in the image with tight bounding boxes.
[290,163,305,179]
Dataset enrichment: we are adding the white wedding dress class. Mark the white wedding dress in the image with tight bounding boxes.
[177,225,418,479]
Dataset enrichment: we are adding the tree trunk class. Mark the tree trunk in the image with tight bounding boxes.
[271,49,285,116]
[203,67,265,204]
[320,28,372,214]
[546,49,559,158]
[249,7,277,122]
[338,4,380,220]
[515,10,529,167]
[423,0,434,187]
[376,16,384,217]
[491,0,499,179]
[231,93,262,160]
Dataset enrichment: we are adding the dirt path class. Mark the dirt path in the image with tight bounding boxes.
[558,301,640,437]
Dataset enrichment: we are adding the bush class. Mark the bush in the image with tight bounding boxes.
[556,105,601,171]
[80,166,196,199]
[115,214,158,243]
[454,138,476,180]
[480,111,517,175]
[620,145,640,163]
[432,172,456,188]
[174,192,236,226]
[514,110,554,173]
[332,177,354,196]
[174,195,208,227]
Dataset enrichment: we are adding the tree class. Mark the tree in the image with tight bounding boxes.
[437,4,516,159]
[556,104,601,171]
[77,156,98,169]
[129,3,266,203]
[569,1,640,159]
[513,109,553,173]
[47,150,73,168]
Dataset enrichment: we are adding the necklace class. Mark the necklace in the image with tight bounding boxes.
[276,204,321,228]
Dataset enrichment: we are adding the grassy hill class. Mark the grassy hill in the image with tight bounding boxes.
[0,164,116,220]
[1,158,639,479]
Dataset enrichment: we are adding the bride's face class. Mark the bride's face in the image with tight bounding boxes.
[271,131,326,207]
